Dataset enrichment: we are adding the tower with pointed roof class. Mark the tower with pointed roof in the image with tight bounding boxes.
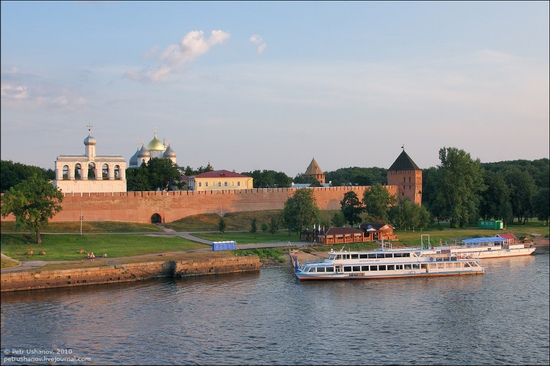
[304,158,325,184]
[387,147,422,205]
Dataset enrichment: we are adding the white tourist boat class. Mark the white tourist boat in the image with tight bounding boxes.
[418,235,536,259]
[293,247,484,281]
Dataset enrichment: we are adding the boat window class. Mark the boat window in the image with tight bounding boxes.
[344,254,350,260]
[376,254,384,258]
[379,265,386,271]
[308,267,316,272]
[370,266,378,271]
[335,255,341,260]
[344,266,352,272]
[404,264,412,270]
[385,253,393,258]
[361,266,369,271]
[413,264,420,269]
[368,254,377,258]
[403,253,410,257]
[387,265,395,270]
[360,254,368,259]
[396,265,403,270]
[326,267,334,272]
[353,266,360,272]
[351,254,358,259]
[394,253,402,257]
[316,267,326,272]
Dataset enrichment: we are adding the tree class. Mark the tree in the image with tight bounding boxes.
[147,158,184,191]
[362,183,396,223]
[480,170,513,224]
[218,217,226,237]
[331,211,346,227]
[504,166,536,224]
[389,198,431,231]
[293,174,321,186]
[533,188,549,226]
[282,189,320,234]
[268,216,280,236]
[1,160,55,193]
[250,217,257,238]
[434,147,486,227]
[241,170,292,188]
[1,174,63,244]
[340,191,364,226]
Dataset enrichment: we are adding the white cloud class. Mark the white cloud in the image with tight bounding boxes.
[250,34,267,54]
[127,30,231,83]
[1,84,28,99]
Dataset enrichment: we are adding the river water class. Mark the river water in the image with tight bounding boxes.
[1,247,548,365]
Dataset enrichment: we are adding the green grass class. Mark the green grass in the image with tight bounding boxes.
[0,221,163,233]
[233,248,288,263]
[196,231,300,244]
[165,210,283,232]
[0,234,207,262]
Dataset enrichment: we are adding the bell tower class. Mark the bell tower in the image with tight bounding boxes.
[387,147,422,205]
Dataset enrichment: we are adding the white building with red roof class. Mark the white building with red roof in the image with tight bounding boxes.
[188,170,253,192]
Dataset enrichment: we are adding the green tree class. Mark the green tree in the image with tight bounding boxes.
[434,147,486,227]
[282,189,320,234]
[533,188,549,226]
[389,198,431,231]
[250,217,257,238]
[147,158,184,191]
[340,191,364,226]
[241,170,292,188]
[126,166,151,191]
[268,216,280,236]
[363,183,396,223]
[331,211,346,227]
[505,166,536,224]
[218,217,226,237]
[1,174,63,244]
[1,160,55,193]
[480,170,513,224]
[261,222,268,232]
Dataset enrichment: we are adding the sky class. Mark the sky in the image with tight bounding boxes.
[1,1,548,177]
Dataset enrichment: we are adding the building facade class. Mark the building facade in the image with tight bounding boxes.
[387,149,422,205]
[188,170,254,192]
[53,128,127,193]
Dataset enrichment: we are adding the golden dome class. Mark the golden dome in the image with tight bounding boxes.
[147,130,165,151]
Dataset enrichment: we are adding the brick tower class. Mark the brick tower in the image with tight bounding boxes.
[387,148,422,205]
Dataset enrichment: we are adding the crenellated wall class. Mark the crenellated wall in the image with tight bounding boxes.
[1,186,397,224]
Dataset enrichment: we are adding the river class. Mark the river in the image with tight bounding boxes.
[1,247,548,365]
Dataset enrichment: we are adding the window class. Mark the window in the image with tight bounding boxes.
[370,266,378,271]
[353,266,360,272]
[351,254,358,259]
[199,182,202,187]
[379,265,386,271]
[326,267,334,272]
[385,253,393,258]
[344,266,352,272]
[218,182,221,187]
[376,254,384,258]
[368,254,376,258]
[237,181,240,186]
[387,265,395,270]
[316,267,326,272]
[361,266,369,271]
[224,181,228,187]
[360,254,368,259]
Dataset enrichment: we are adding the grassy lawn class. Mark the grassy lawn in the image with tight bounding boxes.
[196,231,300,244]
[0,234,207,262]
[0,221,163,233]
[165,210,282,232]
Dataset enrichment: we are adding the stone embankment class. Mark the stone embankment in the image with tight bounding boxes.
[1,255,261,293]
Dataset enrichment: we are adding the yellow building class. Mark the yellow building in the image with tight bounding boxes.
[188,170,253,191]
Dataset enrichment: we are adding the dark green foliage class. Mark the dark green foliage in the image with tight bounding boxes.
[126,158,184,191]
[1,173,63,244]
[363,183,397,223]
[218,217,226,236]
[292,174,321,185]
[282,189,320,234]
[1,160,54,193]
[325,167,387,186]
[331,211,346,227]
[340,191,364,226]
[241,170,292,188]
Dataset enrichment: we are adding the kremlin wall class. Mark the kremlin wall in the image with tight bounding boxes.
[1,186,398,224]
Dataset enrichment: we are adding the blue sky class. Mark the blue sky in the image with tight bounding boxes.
[1,1,548,177]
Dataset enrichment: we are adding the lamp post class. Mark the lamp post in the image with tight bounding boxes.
[80,203,83,236]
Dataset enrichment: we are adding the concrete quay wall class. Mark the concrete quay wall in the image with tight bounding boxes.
[1,255,261,292]
[1,186,397,224]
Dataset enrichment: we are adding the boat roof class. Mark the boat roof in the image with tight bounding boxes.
[461,236,506,244]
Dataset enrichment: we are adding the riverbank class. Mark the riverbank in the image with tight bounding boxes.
[1,253,261,292]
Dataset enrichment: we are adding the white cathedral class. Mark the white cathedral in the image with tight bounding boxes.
[128,128,177,168]
[53,126,127,193]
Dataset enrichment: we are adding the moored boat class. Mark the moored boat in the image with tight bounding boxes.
[294,247,484,281]
[419,235,536,259]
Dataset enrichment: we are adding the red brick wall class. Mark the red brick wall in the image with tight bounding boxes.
[1,186,397,224]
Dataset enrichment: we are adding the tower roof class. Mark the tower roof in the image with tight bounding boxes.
[388,150,420,171]
[305,158,323,175]
[147,128,165,151]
